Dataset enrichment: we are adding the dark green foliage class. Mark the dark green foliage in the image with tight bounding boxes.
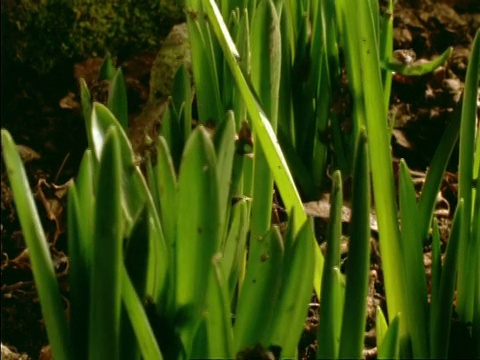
[1,0,184,74]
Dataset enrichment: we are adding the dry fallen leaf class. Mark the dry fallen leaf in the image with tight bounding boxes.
[36,178,73,245]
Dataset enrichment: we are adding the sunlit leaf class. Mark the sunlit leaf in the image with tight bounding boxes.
[1,130,72,360]
[88,127,123,360]
[175,126,221,355]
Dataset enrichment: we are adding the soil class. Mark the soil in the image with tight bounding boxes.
[1,0,479,359]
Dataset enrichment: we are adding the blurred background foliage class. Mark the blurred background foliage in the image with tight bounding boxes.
[1,0,184,75]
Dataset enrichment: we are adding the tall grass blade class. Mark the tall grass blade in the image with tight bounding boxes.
[185,0,224,123]
[430,219,442,323]
[120,207,151,360]
[338,132,371,359]
[457,28,480,323]
[1,130,72,360]
[378,314,400,360]
[88,127,123,360]
[108,68,129,130]
[472,163,480,358]
[335,0,366,148]
[233,226,284,353]
[355,0,405,333]
[379,0,394,112]
[161,101,183,171]
[291,10,314,164]
[231,8,250,131]
[417,105,461,242]
[68,150,95,360]
[90,103,146,231]
[121,265,163,360]
[90,103,133,164]
[67,185,89,360]
[213,113,236,236]
[80,79,94,149]
[277,7,294,153]
[74,150,94,260]
[311,0,339,183]
[222,199,249,299]
[277,128,317,198]
[431,200,464,358]
[267,220,315,358]
[376,306,388,349]
[203,0,324,296]
[191,254,234,359]
[99,52,116,81]
[171,64,193,142]
[154,136,177,248]
[317,170,343,359]
[249,0,281,254]
[203,0,303,229]
[175,126,221,355]
[398,160,429,357]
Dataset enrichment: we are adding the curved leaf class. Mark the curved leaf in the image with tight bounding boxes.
[382,47,452,76]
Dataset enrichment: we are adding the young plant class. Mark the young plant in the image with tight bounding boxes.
[317,131,373,359]
[3,0,478,358]
[200,0,479,358]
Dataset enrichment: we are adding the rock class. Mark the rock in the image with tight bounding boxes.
[129,23,192,158]
[148,23,192,102]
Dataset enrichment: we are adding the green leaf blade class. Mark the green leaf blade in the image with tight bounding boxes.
[203,0,324,298]
[398,160,429,358]
[191,255,234,359]
[88,126,124,360]
[222,199,249,299]
[185,2,224,124]
[233,227,284,353]
[175,126,221,354]
[80,78,94,149]
[1,129,72,360]
[457,28,480,323]
[378,314,401,360]
[121,265,164,360]
[108,67,129,131]
[339,132,371,359]
[249,0,281,260]
[67,185,89,360]
[155,136,178,245]
[431,200,465,358]
[267,220,315,358]
[317,171,343,360]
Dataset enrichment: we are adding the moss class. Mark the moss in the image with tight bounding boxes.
[1,0,184,74]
